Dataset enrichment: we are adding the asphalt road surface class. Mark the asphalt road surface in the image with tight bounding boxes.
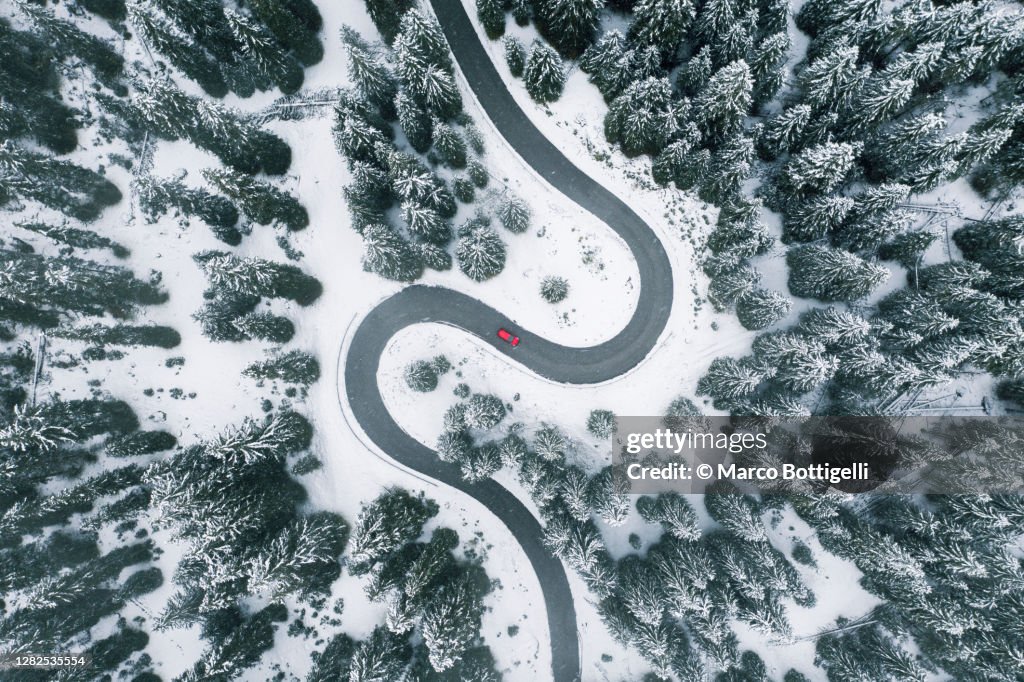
[343,2,674,679]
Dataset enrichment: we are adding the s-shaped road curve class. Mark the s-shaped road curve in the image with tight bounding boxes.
[342,1,675,679]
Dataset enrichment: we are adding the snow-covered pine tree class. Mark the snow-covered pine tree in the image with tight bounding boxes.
[419,243,453,271]
[394,91,432,153]
[467,159,489,188]
[14,0,124,81]
[203,168,308,231]
[231,311,295,342]
[676,45,712,98]
[459,442,502,482]
[558,466,592,520]
[628,0,694,58]
[248,0,322,66]
[136,175,241,244]
[497,194,531,233]
[476,0,506,39]
[431,120,468,169]
[796,307,871,348]
[348,626,411,682]
[693,60,752,136]
[0,404,76,454]
[782,195,854,242]
[736,288,792,330]
[510,0,531,24]
[193,251,278,298]
[227,8,303,94]
[524,41,566,103]
[464,393,507,430]
[797,45,868,113]
[456,224,506,281]
[705,483,767,542]
[243,350,320,385]
[540,275,569,303]
[401,201,451,244]
[533,425,567,461]
[533,0,603,58]
[504,35,527,78]
[580,30,627,99]
[796,0,880,36]
[753,332,838,393]
[710,6,757,66]
[757,104,812,159]
[604,77,677,157]
[349,488,438,575]
[404,359,441,392]
[0,142,122,222]
[707,262,759,311]
[786,244,889,301]
[750,32,790,107]
[420,577,483,671]
[126,0,228,97]
[341,27,397,114]
[364,0,415,44]
[706,198,771,258]
[782,141,862,196]
[586,409,615,439]
[616,555,667,625]
[248,512,348,596]
[697,357,762,402]
[876,289,959,343]
[0,250,162,318]
[361,224,425,282]
[395,11,462,119]
[636,493,700,541]
[589,465,630,525]
[692,0,738,46]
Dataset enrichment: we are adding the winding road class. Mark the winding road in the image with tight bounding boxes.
[342,1,675,679]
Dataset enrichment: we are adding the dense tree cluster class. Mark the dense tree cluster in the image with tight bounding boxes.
[428,391,825,676]
[338,19,520,284]
[126,0,317,97]
[103,79,292,175]
[0,249,166,331]
[309,488,501,679]
[476,0,1023,408]
[150,413,346,621]
[192,250,322,343]
[1,142,122,223]
[0,394,168,679]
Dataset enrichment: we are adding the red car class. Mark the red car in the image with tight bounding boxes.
[497,328,520,347]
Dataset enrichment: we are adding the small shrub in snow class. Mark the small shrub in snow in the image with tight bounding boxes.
[540,276,569,303]
[504,36,526,78]
[405,359,440,392]
[467,159,489,188]
[586,409,615,439]
[497,195,531,233]
[476,0,505,39]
